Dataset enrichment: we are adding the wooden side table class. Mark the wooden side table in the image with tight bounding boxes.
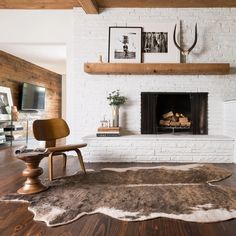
[17,151,48,195]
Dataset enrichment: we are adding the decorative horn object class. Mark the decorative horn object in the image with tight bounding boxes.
[173,23,198,63]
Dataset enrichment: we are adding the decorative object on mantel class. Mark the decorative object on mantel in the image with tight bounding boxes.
[173,23,198,63]
[99,55,103,63]
[84,62,230,75]
[2,164,235,227]
[108,27,142,63]
[107,90,127,127]
[142,23,180,63]
[100,116,109,128]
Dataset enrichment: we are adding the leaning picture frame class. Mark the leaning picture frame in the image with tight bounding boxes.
[142,23,180,63]
[108,27,142,63]
[0,86,13,121]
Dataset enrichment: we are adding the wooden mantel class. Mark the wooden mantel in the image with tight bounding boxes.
[84,63,230,75]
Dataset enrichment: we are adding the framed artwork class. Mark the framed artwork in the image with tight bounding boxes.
[142,23,180,63]
[0,86,13,121]
[108,27,142,63]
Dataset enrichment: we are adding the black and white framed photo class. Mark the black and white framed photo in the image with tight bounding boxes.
[108,27,142,63]
[142,23,180,63]
[143,32,168,53]
[0,86,13,121]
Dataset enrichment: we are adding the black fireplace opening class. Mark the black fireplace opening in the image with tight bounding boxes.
[141,92,208,135]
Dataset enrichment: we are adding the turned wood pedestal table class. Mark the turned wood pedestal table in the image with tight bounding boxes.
[16,151,49,195]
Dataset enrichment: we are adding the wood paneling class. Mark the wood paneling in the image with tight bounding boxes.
[84,63,230,75]
[0,0,236,10]
[0,50,62,119]
[78,0,98,14]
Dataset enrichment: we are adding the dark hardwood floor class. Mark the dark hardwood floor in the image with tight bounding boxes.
[0,145,236,236]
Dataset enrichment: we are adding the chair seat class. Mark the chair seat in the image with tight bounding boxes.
[47,143,87,153]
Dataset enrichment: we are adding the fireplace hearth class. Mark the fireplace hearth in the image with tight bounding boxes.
[141,92,208,135]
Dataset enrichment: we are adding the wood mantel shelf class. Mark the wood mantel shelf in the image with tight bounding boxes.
[84,63,230,75]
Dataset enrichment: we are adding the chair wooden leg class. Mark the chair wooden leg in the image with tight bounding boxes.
[62,153,67,169]
[75,149,86,174]
[48,153,54,181]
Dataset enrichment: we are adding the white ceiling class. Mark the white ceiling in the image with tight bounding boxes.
[0,43,66,74]
[0,10,73,75]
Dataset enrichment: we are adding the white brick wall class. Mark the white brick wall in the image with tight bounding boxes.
[66,8,236,162]
[67,8,236,140]
[224,100,236,162]
[82,135,234,163]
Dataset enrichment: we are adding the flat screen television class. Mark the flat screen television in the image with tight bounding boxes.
[21,83,46,110]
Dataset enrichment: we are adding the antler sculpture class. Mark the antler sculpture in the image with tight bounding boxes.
[173,24,198,62]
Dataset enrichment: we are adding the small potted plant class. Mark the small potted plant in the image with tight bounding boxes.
[107,90,127,127]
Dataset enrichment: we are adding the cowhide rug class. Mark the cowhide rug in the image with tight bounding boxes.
[1,164,236,227]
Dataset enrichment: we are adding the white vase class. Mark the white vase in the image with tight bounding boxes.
[112,105,119,127]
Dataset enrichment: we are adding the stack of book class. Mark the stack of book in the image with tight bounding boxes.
[96,127,120,137]
[5,134,22,141]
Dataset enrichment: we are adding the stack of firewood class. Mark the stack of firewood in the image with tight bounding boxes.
[159,111,191,127]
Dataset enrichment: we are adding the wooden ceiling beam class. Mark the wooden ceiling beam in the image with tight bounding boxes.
[77,0,99,14]
[98,0,236,8]
[0,0,236,9]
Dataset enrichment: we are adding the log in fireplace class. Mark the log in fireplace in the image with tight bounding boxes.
[141,92,208,134]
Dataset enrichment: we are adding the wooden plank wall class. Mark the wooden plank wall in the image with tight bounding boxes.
[0,50,62,119]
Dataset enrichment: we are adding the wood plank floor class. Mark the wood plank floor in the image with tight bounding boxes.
[0,145,236,236]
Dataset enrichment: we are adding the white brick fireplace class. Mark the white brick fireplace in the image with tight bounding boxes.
[66,8,236,163]
[82,135,234,163]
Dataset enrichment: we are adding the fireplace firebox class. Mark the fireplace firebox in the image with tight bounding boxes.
[141,92,208,134]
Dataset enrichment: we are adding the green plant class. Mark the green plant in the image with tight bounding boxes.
[107,90,127,106]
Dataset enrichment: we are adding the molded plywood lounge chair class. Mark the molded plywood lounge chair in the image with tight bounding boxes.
[33,118,87,181]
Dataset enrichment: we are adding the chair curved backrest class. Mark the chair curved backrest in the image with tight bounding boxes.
[33,118,86,181]
[33,118,70,142]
